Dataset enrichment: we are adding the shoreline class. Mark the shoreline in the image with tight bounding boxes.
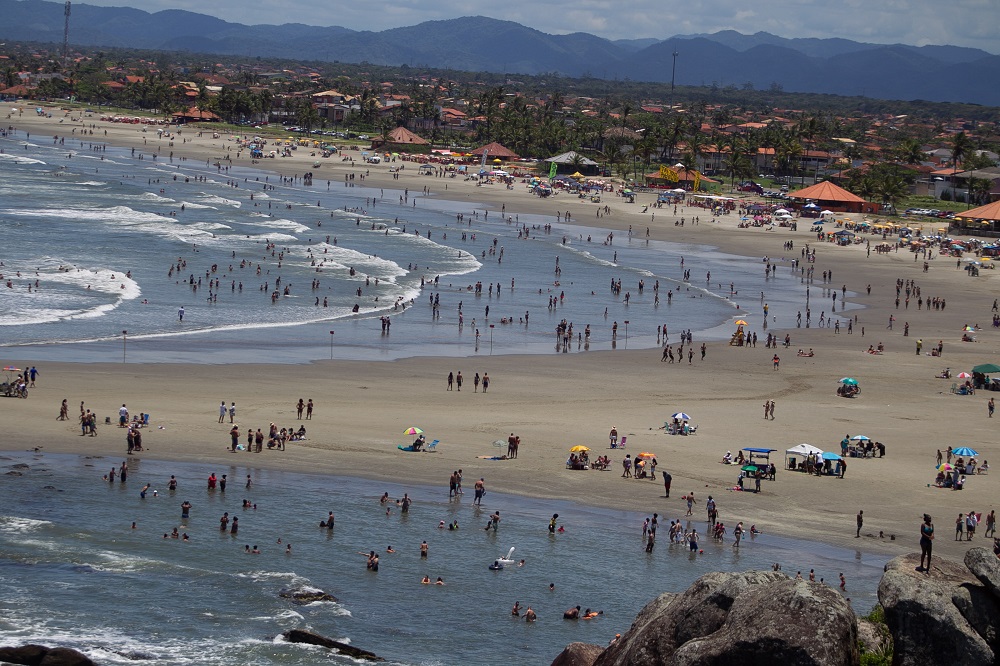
[4,103,1000,567]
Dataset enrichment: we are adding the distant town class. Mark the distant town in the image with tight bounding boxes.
[2,42,998,230]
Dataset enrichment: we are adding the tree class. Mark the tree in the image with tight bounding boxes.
[951,131,973,199]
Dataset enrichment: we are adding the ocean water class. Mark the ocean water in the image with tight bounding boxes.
[0,133,831,363]
[0,452,885,665]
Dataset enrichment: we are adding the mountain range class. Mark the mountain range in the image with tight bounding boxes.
[3,0,1000,106]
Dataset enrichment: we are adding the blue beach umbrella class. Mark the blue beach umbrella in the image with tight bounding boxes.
[821,452,842,461]
[952,447,978,457]
[670,412,691,421]
[850,435,871,442]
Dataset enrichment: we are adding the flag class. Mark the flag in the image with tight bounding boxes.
[692,170,701,191]
[548,161,558,179]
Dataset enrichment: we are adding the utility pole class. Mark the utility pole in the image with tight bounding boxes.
[669,49,679,111]
[63,2,71,66]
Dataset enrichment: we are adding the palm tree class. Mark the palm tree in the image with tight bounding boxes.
[951,131,973,200]
[873,170,908,214]
[898,138,925,166]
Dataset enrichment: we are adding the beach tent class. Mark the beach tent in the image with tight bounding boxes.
[784,443,823,471]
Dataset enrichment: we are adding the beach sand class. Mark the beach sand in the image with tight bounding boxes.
[4,103,1000,562]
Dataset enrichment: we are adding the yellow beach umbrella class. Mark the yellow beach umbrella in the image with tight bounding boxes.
[569,445,590,452]
[734,319,749,326]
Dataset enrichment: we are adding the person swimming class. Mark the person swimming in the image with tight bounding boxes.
[489,560,504,571]
[421,575,431,584]
[563,605,581,620]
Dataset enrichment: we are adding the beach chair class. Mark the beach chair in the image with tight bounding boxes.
[950,383,957,393]
[618,436,626,449]
[425,440,439,452]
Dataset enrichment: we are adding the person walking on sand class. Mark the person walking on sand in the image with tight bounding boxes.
[218,401,227,424]
[456,371,463,391]
[482,373,489,393]
[306,399,313,420]
[447,372,454,391]
[297,399,305,419]
[229,402,236,424]
[474,373,480,392]
[919,514,934,572]
[989,398,995,418]
[772,354,780,370]
[856,510,863,538]
[663,470,672,498]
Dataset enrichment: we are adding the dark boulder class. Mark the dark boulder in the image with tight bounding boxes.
[39,647,97,666]
[671,579,858,665]
[550,642,604,666]
[965,547,1000,600]
[596,572,785,665]
[282,629,383,661]
[278,586,338,604]
[0,644,48,664]
[878,553,994,666]
[0,644,95,666]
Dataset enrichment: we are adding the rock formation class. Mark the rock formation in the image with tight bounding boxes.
[554,550,1000,666]
[879,550,999,665]
[278,586,338,604]
[0,644,96,666]
[281,629,383,661]
[591,571,857,666]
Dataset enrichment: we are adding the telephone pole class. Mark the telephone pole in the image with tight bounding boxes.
[63,1,71,65]
[669,49,679,111]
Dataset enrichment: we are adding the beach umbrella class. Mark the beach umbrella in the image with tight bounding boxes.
[569,445,590,453]
[952,447,978,457]
[734,320,748,326]
[670,412,691,421]
[740,465,759,473]
[403,427,423,435]
[821,452,842,461]
[839,377,859,385]
[972,363,1000,374]
[637,452,656,459]
[774,208,790,214]
[850,435,871,442]
[938,463,953,472]
[2,366,21,372]
[957,372,973,379]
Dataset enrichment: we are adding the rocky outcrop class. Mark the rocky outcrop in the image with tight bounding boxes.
[278,586,338,604]
[550,642,604,666]
[0,644,95,666]
[594,571,856,666]
[281,629,383,661]
[879,552,997,665]
[558,551,1000,666]
[965,547,1000,599]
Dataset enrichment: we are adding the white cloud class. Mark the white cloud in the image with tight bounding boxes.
[80,0,1000,53]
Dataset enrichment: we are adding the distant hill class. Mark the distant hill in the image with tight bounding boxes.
[2,0,999,105]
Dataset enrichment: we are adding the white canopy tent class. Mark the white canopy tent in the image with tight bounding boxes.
[785,443,823,470]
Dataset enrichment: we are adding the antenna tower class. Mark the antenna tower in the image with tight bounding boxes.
[63,1,71,64]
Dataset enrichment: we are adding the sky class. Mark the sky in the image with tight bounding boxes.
[81,0,1000,53]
